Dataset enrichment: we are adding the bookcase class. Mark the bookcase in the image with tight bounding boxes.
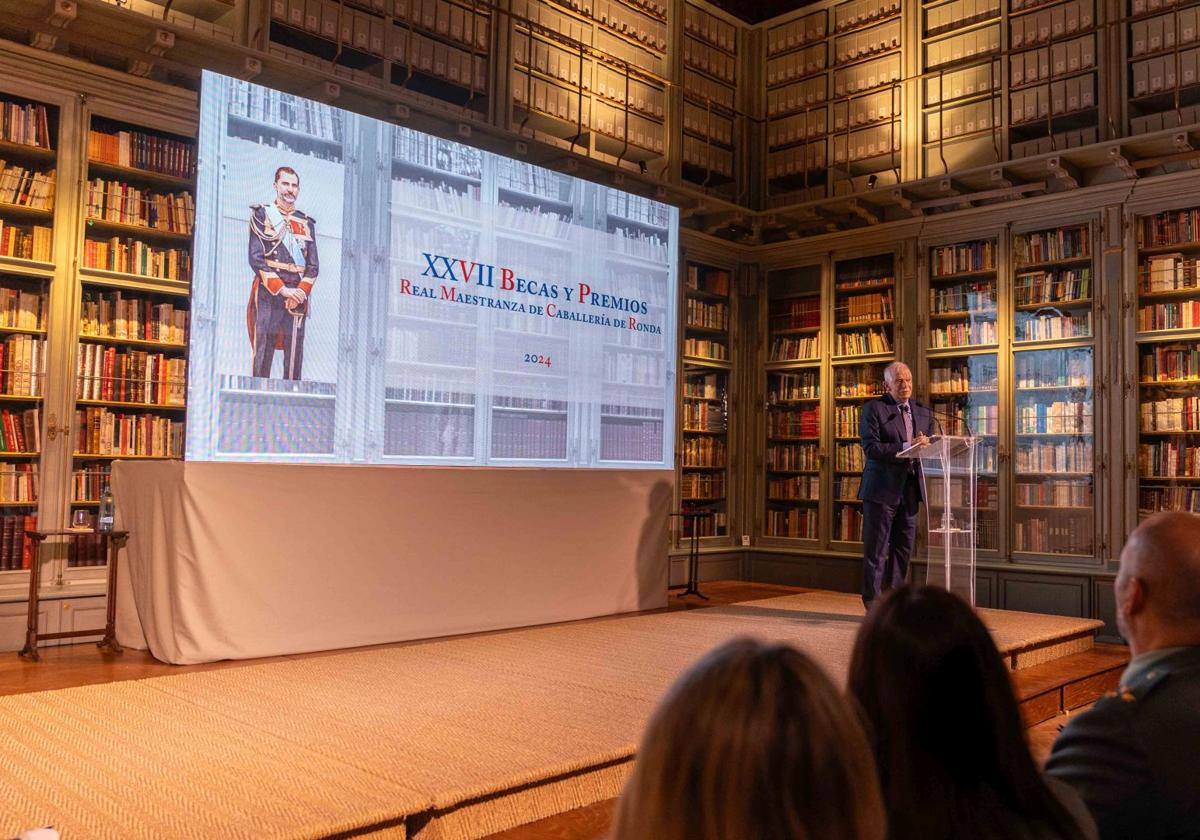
[508,0,669,176]
[831,251,895,545]
[922,236,1001,553]
[254,0,492,116]
[1010,221,1097,557]
[0,92,55,576]
[1133,205,1200,517]
[73,113,195,564]
[765,8,830,206]
[1006,0,1102,159]
[763,264,822,542]
[1126,0,1200,136]
[681,1,740,196]
[920,0,1002,174]
[680,260,731,542]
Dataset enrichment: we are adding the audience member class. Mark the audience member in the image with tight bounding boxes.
[1045,511,1200,840]
[848,585,1095,840]
[611,637,886,840]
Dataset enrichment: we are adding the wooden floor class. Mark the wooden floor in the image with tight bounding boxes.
[0,581,1126,840]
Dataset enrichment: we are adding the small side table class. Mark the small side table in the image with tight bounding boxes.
[18,529,130,662]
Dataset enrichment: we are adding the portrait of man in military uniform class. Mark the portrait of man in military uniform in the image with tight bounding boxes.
[247,166,319,380]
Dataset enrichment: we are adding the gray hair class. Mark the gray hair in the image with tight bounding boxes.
[883,361,910,384]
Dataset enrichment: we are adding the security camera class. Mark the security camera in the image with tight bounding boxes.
[867,174,878,189]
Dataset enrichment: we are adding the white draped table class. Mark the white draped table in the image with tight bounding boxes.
[113,461,672,664]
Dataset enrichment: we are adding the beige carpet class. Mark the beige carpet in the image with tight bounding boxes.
[0,593,1101,840]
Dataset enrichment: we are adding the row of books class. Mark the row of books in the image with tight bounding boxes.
[601,404,663,419]
[0,162,55,211]
[1015,440,1093,473]
[683,338,727,360]
[1016,402,1093,435]
[834,53,902,100]
[1139,300,1200,332]
[79,292,188,345]
[495,395,568,413]
[398,128,482,179]
[73,408,185,457]
[1139,441,1200,477]
[0,222,52,262]
[1015,225,1090,266]
[1140,209,1200,248]
[1014,513,1093,555]
[385,381,473,405]
[768,372,820,401]
[683,402,726,432]
[0,335,45,397]
[1,101,51,150]
[681,471,726,500]
[0,514,36,571]
[682,136,735,179]
[384,407,473,457]
[392,0,491,52]
[1015,311,1092,342]
[836,441,865,471]
[82,238,191,282]
[767,442,819,471]
[682,102,734,146]
[924,0,1000,37]
[683,34,736,84]
[931,282,996,314]
[599,417,661,463]
[834,404,860,437]
[0,462,37,503]
[395,179,482,220]
[930,361,998,392]
[88,129,195,180]
[1139,486,1200,513]
[72,465,110,503]
[767,11,827,56]
[1141,396,1200,432]
[835,327,892,355]
[766,77,828,118]
[834,365,886,397]
[1014,351,1091,388]
[67,528,110,568]
[835,18,899,66]
[767,42,828,89]
[768,474,820,500]
[767,508,818,539]
[1141,254,1200,293]
[609,224,668,262]
[835,505,864,542]
[1010,33,1096,88]
[0,286,45,331]
[685,299,729,331]
[681,436,726,467]
[495,204,570,240]
[84,181,195,234]
[771,297,821,329]
[76,344,188,406]
[604,350,664,386]
[0,408,40,453]
[931,401,999,435]
[930,321,998,348]
[683,372,724,400]
[925,475,998,508]
[682,510,728,538]
[497,162,566,206]
[1139,346,1198,381]
[931,241,998,277]
[1021,485,1097,514]
[227,81,343,145]
[1014,268,1091,306]
[1010,1,1094,50]
[837,475,862,500]
[769,335,821,361]
[769,407,819,438]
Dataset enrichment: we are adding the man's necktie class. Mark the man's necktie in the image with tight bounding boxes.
[900,403,913,444]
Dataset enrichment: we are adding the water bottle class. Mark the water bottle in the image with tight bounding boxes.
[98,483,114,533]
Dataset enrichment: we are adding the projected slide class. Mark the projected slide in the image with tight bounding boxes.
[187,72,678,468]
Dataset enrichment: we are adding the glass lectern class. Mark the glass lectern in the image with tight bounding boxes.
[900,435,978,605]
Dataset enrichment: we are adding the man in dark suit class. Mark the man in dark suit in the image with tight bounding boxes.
[1045,511,1200,840]
[858,361,934,611]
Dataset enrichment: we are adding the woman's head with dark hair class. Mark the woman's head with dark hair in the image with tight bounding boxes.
[612,637,885,840]
[848,585,1085,840]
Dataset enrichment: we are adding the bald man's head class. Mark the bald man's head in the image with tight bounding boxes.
[1118,513,1200,645]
